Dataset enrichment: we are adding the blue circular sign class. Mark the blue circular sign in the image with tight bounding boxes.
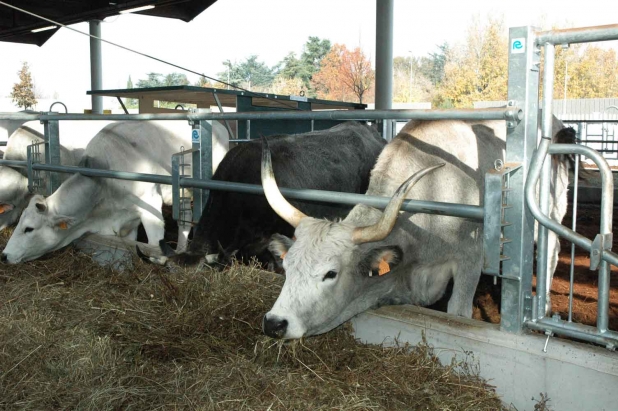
[192,130,200,141]
[512,40,523,50]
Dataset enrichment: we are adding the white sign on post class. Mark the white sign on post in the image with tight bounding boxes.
[192,129,200,143]
[510,38,526,54]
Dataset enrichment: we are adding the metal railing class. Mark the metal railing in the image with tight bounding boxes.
[523,24,618,350]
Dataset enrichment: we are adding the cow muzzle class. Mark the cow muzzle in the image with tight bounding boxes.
[262,314,288,339]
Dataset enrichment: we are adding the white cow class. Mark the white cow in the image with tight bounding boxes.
[0,126,85,230]
[0,120,229,264]
[259,118,574,339]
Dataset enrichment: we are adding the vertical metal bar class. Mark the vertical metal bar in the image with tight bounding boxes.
[246,120,251,140]
[191,123,202,223]
[89,20,103,114]
[597,179,613,334]
[375,0,394,110]
[171,153,180,221]
[26,145,34,193]
[199,120,213,213]
[536,43,556,318]
[500,26,541,333]
[43,119,61,195]
[567,122,583,322]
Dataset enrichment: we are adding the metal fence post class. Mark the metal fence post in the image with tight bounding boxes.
[43,117,61,195]
[190,119,213,223]
[500,26,541,333]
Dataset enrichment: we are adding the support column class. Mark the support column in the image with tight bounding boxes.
[89,20,103,114]
[375,0,393,111]
[500,26,541,333]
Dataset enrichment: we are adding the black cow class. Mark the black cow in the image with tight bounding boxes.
[163,121,386,268]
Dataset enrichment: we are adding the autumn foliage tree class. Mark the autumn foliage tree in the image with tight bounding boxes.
[11,62,38,110]
[312,44,375,103]
[551,44,618,99]
[437,16,508,108]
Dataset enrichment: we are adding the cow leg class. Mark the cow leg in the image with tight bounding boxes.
[545,230,561,315]
[447,259,481,318]
[138,191,165,246]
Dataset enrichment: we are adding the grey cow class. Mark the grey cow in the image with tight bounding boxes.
[260,118,574,339]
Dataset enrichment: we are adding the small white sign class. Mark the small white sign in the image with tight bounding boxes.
[192,129,200,143]
[510,38,526,54]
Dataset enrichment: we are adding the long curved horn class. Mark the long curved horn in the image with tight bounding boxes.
[261,137,307,228]
[352,163,445,244]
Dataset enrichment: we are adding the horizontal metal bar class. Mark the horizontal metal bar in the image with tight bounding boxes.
[563,120,618,123]
[536,24,618,45]
[0,107,523,123]
[13,162,484,221]
[0,159,27,168]
[579,140,618,144]
[178,177,485,220]
[526,318,618,348]
[0,141,6,146]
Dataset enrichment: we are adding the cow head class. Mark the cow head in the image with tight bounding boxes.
[1,195,75,263]
[260,138,443,339]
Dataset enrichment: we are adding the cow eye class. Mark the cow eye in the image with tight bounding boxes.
[24,227,34,233]
[323,270,337,281]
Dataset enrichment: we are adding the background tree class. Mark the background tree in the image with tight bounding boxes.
[276,37,331,96]
[418,43,449,87]
[10,62,38,110]
[312,44,375,103]
[392,56,435,103]
[218,56,275,91]
[551,44,618,99]
[125,75,138,108]
[437,16,508,107]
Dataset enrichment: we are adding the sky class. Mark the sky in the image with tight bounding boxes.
[0,0,617,110]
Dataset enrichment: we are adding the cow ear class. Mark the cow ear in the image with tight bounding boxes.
[52,215,74,230]
[0,202,14,214]
[363,246,403,277]
[269,233,295,260]
[35,202,47,213]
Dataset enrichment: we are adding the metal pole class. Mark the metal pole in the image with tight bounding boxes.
[536,24,618,46]
[0,108,523,123]
[500,26,542,333]
[6,160,485,221]
[536,43,556,318]
[567,122,583,322]
[563,58,568,117]
[43,119,61,194]
[375,0,394,139]
[89,20,103,114]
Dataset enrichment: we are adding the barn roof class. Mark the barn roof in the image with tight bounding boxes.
[0,0,217,46]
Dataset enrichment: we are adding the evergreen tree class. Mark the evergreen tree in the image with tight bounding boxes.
[10,62,38,110]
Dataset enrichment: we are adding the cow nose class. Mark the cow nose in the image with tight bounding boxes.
[0,253,7,263]
[262,315,288,339]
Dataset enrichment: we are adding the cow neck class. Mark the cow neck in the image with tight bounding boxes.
[47,173,101,220]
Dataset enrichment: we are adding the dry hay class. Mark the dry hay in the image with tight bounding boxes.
[0,230,508,411]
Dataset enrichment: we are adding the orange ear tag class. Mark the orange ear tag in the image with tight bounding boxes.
[280,251,287,260]
[378,259,390,276]
[58,221,68,230]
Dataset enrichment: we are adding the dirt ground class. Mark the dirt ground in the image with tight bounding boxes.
[473,202,618,331]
